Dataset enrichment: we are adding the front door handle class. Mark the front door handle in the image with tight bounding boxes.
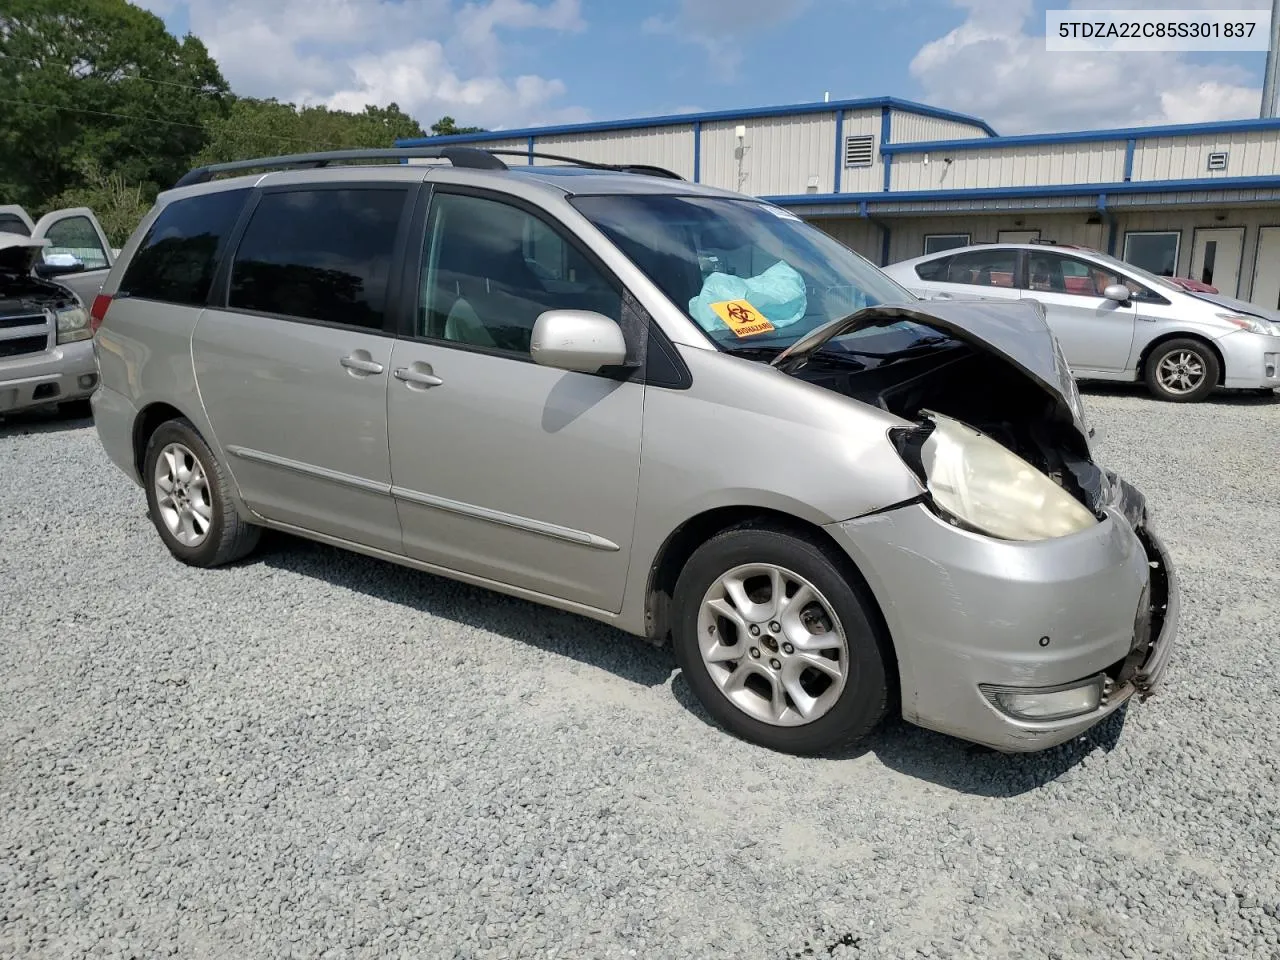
[340,354,384,375]
[394,367,443,387]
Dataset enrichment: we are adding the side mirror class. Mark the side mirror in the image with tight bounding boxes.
[34,260,86,278]
[1102,283,1131,303]
[530,310,629,374]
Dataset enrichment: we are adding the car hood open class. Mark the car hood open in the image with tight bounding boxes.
[0,233,49,276]
[772,298,1092,448]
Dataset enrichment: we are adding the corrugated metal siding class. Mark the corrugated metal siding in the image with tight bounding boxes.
[890,111,991,143]
[533,126,695,178]
[812,217,881,261]
[891,141,1126,191]
[877,213,1107,263]
[837,110,882,194]
[1131,131,1280,181]
[700,113,836,196]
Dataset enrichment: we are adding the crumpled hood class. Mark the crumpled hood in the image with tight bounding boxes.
[1182,288,1280,324]
[772,298,1093,448]
[0,233,50,275]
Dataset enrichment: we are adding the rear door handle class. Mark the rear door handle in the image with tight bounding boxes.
[340,355,384,375]
[393,367,443,387]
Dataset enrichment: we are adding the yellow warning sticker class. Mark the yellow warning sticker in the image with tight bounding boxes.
[710,299,776,338]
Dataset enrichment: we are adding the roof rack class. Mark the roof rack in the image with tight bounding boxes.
[173,146,507,188]
[486,150,685,180]
[174,145,686,189]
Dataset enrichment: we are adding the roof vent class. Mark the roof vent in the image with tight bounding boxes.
[844,135,874,168]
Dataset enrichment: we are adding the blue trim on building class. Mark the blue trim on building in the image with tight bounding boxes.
[762,173,1280,206]
[394,96,997,147]
[1123,139,1135,181]
[880,106,892,193]
[879,116,1280,155]
[692,121,702,183]
[833,110,844,194]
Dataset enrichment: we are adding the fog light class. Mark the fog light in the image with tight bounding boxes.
[78,373,97,390]
[981,675,1105,721]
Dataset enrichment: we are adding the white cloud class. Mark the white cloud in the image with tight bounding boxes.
[135,0,588,130]
[642,0,810,81]
[909,0,1264,133]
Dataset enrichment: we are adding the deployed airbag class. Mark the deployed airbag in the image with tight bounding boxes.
[688,260,807,334]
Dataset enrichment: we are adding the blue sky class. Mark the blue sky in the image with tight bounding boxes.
[139,0,1269,135]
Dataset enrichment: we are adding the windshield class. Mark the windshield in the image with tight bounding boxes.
[571,194,921,352]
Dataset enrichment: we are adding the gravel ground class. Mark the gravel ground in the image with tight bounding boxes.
[2,386,1278,960]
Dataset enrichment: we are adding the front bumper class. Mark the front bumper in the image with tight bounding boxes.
[0,339,98,414]
[826,487,1179,752]
[1217,329,1280,390]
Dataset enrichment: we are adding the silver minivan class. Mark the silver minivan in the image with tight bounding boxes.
[90,148,1179,755]
[883,242,1280,402]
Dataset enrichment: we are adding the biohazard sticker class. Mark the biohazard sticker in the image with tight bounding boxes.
[710,299,776,338]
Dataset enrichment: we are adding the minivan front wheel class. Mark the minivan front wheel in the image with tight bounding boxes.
[143,418,260,567]
[1145,338,1218,402]
[671,525,890,755]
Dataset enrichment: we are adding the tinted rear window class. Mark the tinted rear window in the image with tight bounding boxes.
[228,187,407,331]
[0,214,31,236]
[118,189,249,306]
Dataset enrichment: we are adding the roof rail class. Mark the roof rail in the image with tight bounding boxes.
[486,150,686,180]
[173,146,508,188]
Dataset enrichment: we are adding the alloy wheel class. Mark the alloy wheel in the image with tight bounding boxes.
[696,563,849,726]
[153,442,213,547]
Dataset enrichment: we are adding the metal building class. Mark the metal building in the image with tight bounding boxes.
[397,97,1280,309]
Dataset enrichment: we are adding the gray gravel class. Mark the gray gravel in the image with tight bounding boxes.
[2,386,1279,960]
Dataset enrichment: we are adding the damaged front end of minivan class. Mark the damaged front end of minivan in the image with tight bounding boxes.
[772,298,1179,749]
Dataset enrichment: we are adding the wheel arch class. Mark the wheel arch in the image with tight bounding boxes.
[643,505,901,691]
[1137,331,1226,386]
[132,401,200,478]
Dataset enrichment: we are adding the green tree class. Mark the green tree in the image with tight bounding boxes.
[430,116,486,137]
[0,0,229,210]
[196,98,429,165]
[42,158,148,248]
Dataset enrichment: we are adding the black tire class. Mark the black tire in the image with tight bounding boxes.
[1144,338,1219,403]
[142,418,260,567]
[671,523,891,756]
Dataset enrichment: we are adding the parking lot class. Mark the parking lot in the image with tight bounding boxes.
[2,387,1278,960]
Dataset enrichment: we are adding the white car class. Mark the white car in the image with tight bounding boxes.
[883,243,1280,402]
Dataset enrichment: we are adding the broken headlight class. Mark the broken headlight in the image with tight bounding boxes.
[893,412,1099,541]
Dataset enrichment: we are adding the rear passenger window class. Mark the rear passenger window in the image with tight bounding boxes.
[119,189,249,306]
[915,257,950,281]
[229,188,407,331]
[938,249,1019,288]
[0,214,31,236]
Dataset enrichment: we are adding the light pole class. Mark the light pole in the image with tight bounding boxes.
[1262,0,1280,117]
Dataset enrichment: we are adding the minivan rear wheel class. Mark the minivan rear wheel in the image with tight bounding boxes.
[1144,338,1218,402]
[671,524,890,755]
[142,418,260,567]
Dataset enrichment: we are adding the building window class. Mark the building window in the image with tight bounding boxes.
[1123,231,1180,277]
[923,234,970,255]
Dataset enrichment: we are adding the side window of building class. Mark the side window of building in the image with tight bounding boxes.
[228,187,408,331]
[418,192,622,355]
[118,189,250,306]
[938,249,1019,288]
